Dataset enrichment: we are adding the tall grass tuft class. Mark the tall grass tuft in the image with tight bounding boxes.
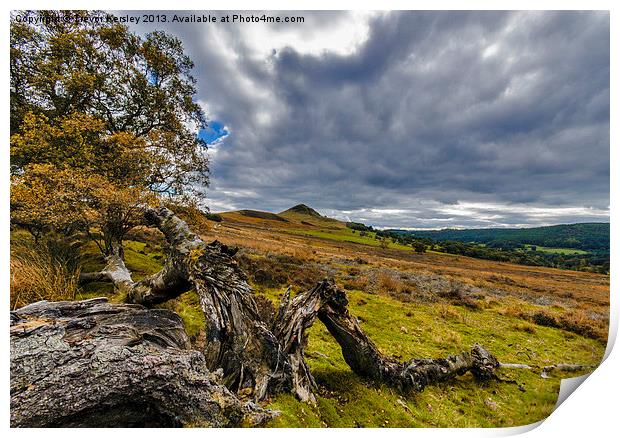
[10,234,81,310]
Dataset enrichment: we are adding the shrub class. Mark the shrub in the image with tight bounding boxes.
[436,282,482,309]
[236,252,326,290]
[521,309,607,341]
[343,275,370,292]
[438,303,460,320]
[513,321,537,334]
[206,213,223,222]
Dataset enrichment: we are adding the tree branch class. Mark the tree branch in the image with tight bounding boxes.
[315,279,500,392]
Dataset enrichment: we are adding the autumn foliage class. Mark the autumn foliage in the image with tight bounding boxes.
[10,10,209,255]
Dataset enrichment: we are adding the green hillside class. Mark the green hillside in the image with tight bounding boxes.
[395,223,609,252]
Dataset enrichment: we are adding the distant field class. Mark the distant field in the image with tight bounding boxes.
[523,245,589,255]
[402,222,609,252]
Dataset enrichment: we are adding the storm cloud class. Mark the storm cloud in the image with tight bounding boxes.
[129,11,609,228]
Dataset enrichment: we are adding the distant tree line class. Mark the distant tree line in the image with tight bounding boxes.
[402,223,609,252]
[346,222,374,232]
[347,226,610,274]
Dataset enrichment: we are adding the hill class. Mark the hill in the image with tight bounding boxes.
[218,204,345,230]
[279,204,345,228]
[280,204,323,218]
[393,223,609,252]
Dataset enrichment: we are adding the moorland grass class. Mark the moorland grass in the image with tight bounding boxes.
[10,226,608,428]
[258,286,604,428]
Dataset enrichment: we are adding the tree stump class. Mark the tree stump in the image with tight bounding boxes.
[10,298,275,427]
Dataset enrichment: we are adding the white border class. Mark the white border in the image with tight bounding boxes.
[2,1,616,437]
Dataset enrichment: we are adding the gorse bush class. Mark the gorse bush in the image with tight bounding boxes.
[10,235,81,309]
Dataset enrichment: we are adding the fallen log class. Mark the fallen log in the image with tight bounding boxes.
[315,279,500,391]
[10,298,275,427]
[78,206,503,404]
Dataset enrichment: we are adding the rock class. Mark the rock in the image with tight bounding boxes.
[484,398,499,411]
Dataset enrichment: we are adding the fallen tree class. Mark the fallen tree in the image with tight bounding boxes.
[13,206,504,426]
[79,207,501,399]
[317,280,500,391]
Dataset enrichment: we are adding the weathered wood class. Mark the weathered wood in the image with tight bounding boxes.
[80,208,200,302]
[10,298,275,427]
[78,243,134,290]
[186,239,293,399]
[540,363,594,378]
[316,279,500,392]
[271,284,323,403]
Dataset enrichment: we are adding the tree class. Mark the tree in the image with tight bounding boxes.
[10,10,209,257]
[412,241,426,253]
[380,237,389,249]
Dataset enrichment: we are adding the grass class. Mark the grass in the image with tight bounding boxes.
[10,232,80,309]
[523,245,589,255]
[10,212,609,428]
[158,290,206,340]
[288,228,414,251]
[262,288,604,427]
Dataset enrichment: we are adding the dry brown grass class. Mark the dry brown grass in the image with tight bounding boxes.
[543,309,607,341]
[438,303,461,320]
[375,272,417,301]
[436,282,484,309]
[236,251,328,290]
[211,216,608,307]
[10,239,80,310]
[343,274,370,292]
[200,211,610,342]
[499,307,610,341]
[377,272,403,293]
[513,321,537,334]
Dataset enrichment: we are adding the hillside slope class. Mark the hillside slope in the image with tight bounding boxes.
[218,204,345,229]
[15,203,607,428]
[194,207,608,427]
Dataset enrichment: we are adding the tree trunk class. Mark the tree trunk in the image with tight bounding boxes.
[81,207,297,400]
[79,241,134,291]
[271,284,324,403]
[10,298,275,427]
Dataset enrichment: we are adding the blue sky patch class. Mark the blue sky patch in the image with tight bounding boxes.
[199,121,229,145]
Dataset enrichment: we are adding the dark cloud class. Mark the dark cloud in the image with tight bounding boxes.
[128,10,609,228]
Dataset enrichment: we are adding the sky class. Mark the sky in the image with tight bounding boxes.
[129,11,609,229]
